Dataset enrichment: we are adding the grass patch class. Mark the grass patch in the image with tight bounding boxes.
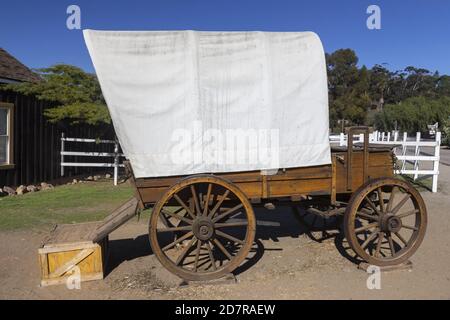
[394,160,433,192]
[396,174,433,192]
[0,180,134,231]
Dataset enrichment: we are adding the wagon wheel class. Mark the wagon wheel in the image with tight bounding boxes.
[149,175,256,281]
[344,177,427,266]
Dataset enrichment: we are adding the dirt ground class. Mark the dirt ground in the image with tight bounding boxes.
[1,158,450,299]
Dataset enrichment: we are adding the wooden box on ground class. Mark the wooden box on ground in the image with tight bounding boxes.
[38,222,109,287]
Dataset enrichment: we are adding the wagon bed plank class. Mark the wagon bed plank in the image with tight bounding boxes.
[89,197,139,243]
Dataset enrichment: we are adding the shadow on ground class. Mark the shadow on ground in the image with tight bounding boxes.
[105,204,357,277]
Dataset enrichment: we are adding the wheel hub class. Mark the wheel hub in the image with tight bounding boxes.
[192,217,214,241]
[381,213,402,233]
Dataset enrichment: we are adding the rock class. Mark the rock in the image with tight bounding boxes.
[40,182,54,190]
[3,186,16,196]
[86,176,93,181]
[105,173,111,179]
[16,185,28,195]
[93,175,99,181]
[26,185,37,193]
[72,179,78,184]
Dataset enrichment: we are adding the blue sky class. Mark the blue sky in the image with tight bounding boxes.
[1,0,449,74]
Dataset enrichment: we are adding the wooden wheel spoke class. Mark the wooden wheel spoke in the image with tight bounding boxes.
[394,232,408,246]
[202,184,212,216]
[212,238,233,260]
[206,241,217,271]
[158,212,173,228]
[391,194,411,214]
[215,221,248,228]
[386,186,397,212]
[212,203,244,223]
[190,185,201,216]
[157,225,192,233]
[161,208,193,225]
[162,231,194,251]
[360,230,378,249]
[364,196,380,215]
[387,234,396,256]
[375,232,383,257]
[396,209,418,219]
[173,194,196,219]
[175,237,197,266]
[356,211,379,221]
[402,224,418,231]
[355,222,379,233]
[215,230,244,245]
[377,187,385,213]
[208,190,230,219]
[193,240,202,272]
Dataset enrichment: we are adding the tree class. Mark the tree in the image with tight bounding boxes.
[2,64,110,125]
[368,64,391,109]
[437,75,450,96]
[326,49,371,130]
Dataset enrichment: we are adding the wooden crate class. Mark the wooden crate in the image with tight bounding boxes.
[38,222,109,287]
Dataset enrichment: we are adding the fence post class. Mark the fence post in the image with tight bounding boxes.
[413,132,421,180]
[432,132,441,193]
[61,133,65,177]
[113,140,119,186]
[387,132,391,142]
[393,131,398,142]
[340,132,345,146]
[401,132,407,171]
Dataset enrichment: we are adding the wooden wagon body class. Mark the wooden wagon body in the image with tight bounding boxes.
[133,145,393,205]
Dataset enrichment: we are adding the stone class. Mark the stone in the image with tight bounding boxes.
[3,186,16,196]
[86,176,93,181]
[72,179,78,184]
[17,185,27,195]
[40,182,54,190]
[93,175,99,181]
[26,185,37,193]
[105,173,111,179]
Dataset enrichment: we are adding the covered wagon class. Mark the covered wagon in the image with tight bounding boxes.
[82,30,427,281]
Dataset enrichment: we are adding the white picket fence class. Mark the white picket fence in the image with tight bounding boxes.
[60,133,125,186]
[330,131,441,192]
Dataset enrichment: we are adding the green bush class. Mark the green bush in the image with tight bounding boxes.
[374,96,450,133]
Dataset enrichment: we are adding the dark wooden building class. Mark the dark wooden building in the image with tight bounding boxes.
[0,48,114,188]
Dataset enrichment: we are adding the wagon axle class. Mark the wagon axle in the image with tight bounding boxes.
[193,217,215,241]
[380,214,403,233]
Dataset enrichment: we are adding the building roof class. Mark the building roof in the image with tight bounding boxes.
[0,48,41,83]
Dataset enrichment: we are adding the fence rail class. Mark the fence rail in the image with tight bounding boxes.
[60,133,125,185]
[330,131,441,192]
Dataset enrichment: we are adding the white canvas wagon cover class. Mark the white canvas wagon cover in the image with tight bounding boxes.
[83,30,331,178]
